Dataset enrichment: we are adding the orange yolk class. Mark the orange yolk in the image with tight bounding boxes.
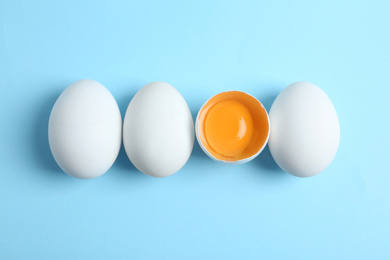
[198,91,269,162]
[204,100,253,157]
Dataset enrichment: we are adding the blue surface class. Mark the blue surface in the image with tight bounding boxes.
[1,0,389,259]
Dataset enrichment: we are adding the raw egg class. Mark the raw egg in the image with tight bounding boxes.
[123,82,194,178]
[268,81,340,177]
[196,91,270,163]
[48,79,122,179]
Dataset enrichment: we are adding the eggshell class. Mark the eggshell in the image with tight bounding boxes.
[195,91,270,164]
[123,82,194,178]
[268,81,340,177]
[48,79,122,179]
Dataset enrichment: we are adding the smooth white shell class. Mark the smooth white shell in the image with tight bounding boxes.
[268,81,340,177]
[123,82,194,178]
[48,79,122,179]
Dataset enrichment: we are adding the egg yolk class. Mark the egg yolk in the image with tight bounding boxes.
[198,91,269,162]
[204,100,253,157]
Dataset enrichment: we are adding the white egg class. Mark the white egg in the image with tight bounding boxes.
[123,82,194,178]
[268,81,340,177]
[48,79,122,179]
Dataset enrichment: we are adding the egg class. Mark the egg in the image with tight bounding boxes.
[268,81,340,177]
[196,91,270,164]
[123,82,194,178]
[48,79,122,179]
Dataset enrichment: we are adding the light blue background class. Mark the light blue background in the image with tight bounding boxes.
[1,0,389,259]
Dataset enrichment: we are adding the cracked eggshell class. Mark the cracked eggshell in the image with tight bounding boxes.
[195,91,270,164]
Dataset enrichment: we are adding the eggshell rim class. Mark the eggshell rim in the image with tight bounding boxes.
[195,90,271,164]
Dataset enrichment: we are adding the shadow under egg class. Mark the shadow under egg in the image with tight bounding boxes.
[35,91,67,176]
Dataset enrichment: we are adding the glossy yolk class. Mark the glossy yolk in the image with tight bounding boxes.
[204,100,253,157]
[198,91,269,162]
